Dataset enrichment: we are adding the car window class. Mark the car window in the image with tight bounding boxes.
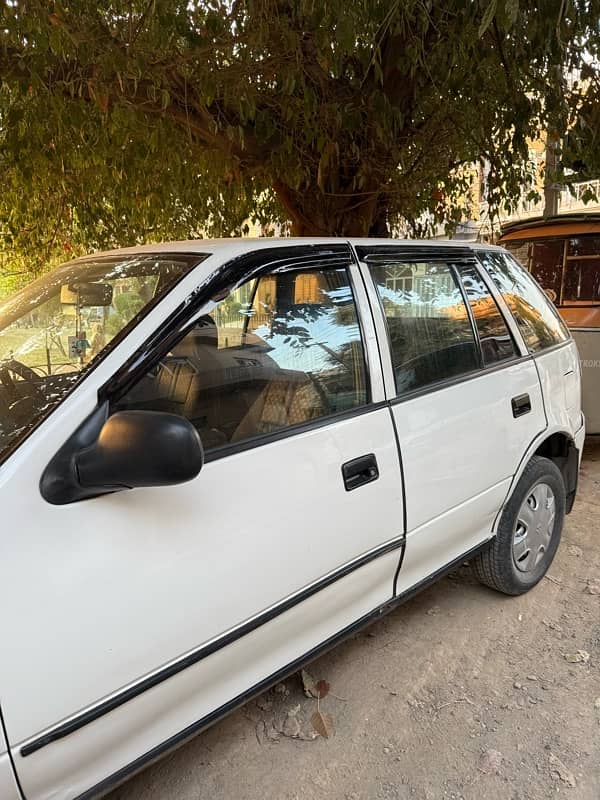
[530,240,564,303]
[457,265,519,365]
[563,258,600,303]
[116,266,368,451]
[0,254,201,466]
[479,251,569,352]
[368,260,479,396]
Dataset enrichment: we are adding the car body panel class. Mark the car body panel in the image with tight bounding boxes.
[389,361,547,590]
[389,362,546,532]
[534,341,583,435]
[0,753,21,800]
[11,549,400,800]
[395,478,508,594]
[3,407,404,746]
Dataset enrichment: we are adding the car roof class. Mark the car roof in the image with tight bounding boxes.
[80,236,506,261]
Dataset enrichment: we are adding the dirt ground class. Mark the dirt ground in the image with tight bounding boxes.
[110,439,600,800]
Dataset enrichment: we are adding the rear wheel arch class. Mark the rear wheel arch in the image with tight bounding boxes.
[533,432,579,513]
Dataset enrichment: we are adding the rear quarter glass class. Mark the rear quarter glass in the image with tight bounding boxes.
[478,250,569,352]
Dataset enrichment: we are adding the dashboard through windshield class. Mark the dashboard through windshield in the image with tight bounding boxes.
[0,253,205,466]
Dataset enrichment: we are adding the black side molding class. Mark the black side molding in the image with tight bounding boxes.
[19,535,404,757]
[71,540,490,800]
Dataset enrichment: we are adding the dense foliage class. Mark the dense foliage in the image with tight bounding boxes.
[0,1,599,268]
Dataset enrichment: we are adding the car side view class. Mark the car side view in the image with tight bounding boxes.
[0,238,584,800]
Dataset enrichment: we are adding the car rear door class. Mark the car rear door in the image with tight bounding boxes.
[1,243,405,800]
[353,244,548,593]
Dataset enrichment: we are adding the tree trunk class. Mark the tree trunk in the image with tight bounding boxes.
[543,134,560,218]
[275,181,386,237]
[368,193,391,237]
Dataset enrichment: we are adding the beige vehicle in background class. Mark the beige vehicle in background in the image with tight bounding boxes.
[499,214,600,434]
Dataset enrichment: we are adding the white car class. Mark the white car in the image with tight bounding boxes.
[0,238,584,800]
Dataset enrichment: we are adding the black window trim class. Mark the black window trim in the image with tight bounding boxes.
[102,244,376,459]
[203,400,388,464]
[451,262,485,370]
[453,262,521,368]
[471,251,531,358]
[356,247,526,401]
[387,351,534,408]
[354,244,475,263]
[101,245,354,400]
[352,252,397,400]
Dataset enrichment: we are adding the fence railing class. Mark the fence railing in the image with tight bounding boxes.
[560,180,600,212]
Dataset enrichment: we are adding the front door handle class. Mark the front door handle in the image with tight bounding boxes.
[342,453,379,491]
[512,393,531,418]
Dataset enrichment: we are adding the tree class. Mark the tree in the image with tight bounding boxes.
[0,0,599,263]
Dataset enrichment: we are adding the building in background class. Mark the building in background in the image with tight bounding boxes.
[433,131,600,242]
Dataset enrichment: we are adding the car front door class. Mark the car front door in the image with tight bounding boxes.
[1,243,405,800]
[353,245,548,594]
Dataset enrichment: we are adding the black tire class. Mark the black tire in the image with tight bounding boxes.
[472,455,566,595]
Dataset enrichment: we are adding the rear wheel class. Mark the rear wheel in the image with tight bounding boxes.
[472,455,566,595]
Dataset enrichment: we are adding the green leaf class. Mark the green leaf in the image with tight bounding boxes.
[0,0,597,258]
[478,0,498,37]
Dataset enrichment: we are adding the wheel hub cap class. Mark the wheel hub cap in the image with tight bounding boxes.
[512,482,556,573]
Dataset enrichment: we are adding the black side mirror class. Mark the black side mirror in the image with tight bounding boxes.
[77,410,203,489]
[41,404,204,505]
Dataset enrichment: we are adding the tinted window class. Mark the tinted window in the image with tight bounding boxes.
[458,266,518,365]
[530,240,564,303]
[562,258,600,304]
[116,266,368,451]
[568,236,600,257]
[480,251,569,352]
[369,261,479,396]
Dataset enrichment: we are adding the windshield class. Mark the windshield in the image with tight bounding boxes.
[0,252,205,465]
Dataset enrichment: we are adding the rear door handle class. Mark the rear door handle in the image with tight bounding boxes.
[342,453,379,491]
[512,393,531,418]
